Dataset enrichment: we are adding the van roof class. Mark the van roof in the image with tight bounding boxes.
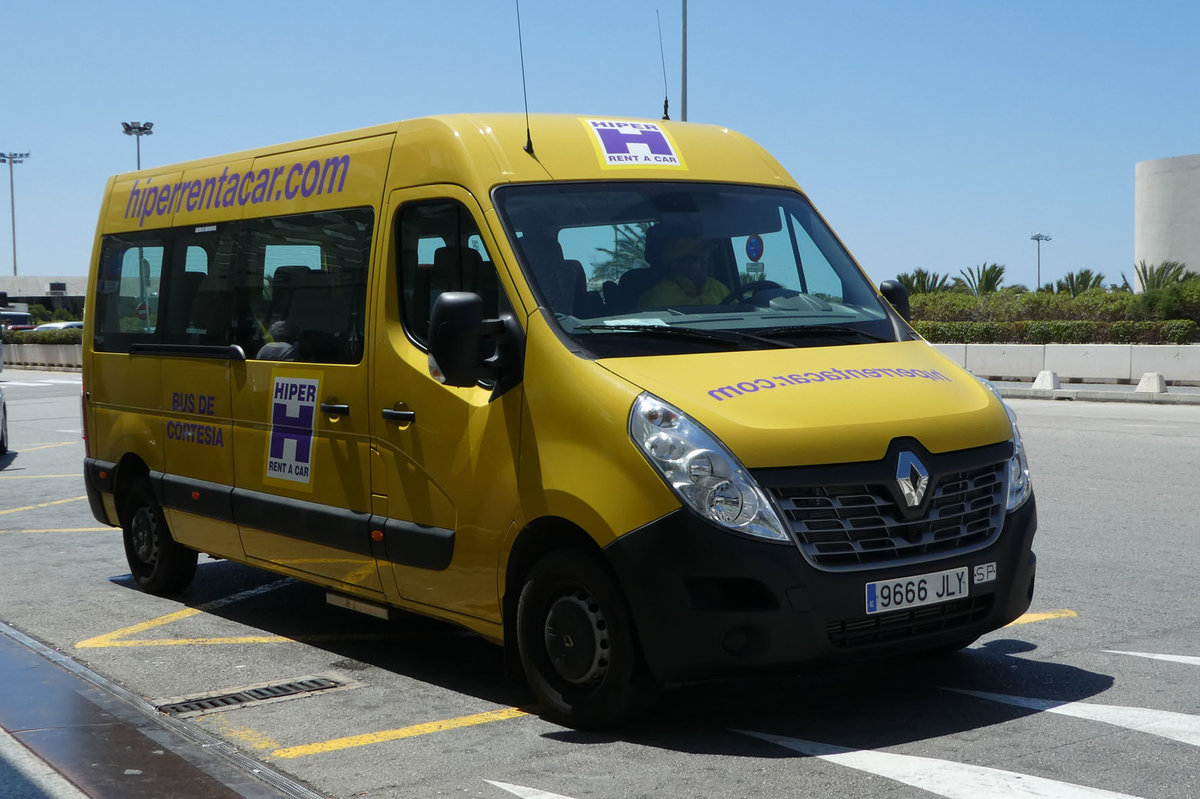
[107,114,798,194]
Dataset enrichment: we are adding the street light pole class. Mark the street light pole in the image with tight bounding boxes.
[1,152,30,276]
[121,121,154,169]
[1030,232,1052,289]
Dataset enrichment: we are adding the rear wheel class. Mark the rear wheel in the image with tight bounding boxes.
[122,481,197,594]
[516,549,657,728]
[0,404,8,454]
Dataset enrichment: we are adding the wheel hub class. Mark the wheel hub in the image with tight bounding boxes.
[544,589,609,686]
[131,507,159,565]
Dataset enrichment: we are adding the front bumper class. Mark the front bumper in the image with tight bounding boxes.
[604,494,1037,685]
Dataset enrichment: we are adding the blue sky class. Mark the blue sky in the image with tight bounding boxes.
[2,0,1198,288]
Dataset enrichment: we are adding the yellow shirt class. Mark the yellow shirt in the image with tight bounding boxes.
[638,275,730,308]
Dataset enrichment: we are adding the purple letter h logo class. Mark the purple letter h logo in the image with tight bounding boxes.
[595,126,673,156]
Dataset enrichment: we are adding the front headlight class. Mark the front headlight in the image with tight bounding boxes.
[629,393,790,542]
[981,380,1032,511]
[1003,402,1032,510]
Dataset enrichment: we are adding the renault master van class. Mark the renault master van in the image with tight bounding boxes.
[83,114,1036,728]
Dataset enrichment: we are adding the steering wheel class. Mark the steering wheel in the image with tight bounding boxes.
[720,280,785,305]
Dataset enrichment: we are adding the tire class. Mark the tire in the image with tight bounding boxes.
[0,404,8,455]
[516,549,657,729]
[121,480,197,594]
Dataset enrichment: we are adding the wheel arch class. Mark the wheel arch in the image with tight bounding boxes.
[112,453,152,528]
[503,516,602,636]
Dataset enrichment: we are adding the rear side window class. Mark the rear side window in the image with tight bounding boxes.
[94,233,166,347]
[91,208,374,363]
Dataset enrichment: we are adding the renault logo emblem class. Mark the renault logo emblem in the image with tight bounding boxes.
[896,451,930,508]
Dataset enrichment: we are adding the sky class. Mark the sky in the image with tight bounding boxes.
[2,0,1199,290]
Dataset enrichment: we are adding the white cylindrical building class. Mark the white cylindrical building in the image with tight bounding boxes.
[1134,153,1200,288]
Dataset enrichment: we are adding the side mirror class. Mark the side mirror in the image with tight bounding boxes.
[427,292,505,387]
[879,280,911,323]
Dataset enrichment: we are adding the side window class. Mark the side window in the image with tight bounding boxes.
[239,208,373,364]
[397,202,499,347]
[159,228,232,345]
[93,232,166,351]
[787,209,847,304]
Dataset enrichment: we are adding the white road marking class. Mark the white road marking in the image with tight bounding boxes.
[197,578,296,612]
[733,730,1144,798]
[951,689,1200,747]
[1105,650,1200,667]
[486,780,576,799]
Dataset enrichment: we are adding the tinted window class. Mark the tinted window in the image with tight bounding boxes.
[241,209,373,363]
[92,208,374,363]
[94,232,166,349]
[396,201,499,347]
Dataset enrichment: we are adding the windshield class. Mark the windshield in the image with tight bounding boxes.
[494,181,899,356]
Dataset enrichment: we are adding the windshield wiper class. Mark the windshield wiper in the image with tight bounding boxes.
[755,324,895,344]
[574,324,793,349]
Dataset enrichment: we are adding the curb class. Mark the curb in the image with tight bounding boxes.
[995,386,1200,405]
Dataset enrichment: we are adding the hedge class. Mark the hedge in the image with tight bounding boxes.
[1,328,83,345]
[914,320,1198,345]
[910,284,1200,325]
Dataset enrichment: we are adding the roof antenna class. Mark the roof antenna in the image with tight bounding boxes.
[657,10,670,120]
[516,0,534,155]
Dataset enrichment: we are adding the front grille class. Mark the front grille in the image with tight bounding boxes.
[826,595,993,649]
[766,461,1006,570]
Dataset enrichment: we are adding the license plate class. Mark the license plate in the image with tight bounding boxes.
[865,566,969,614]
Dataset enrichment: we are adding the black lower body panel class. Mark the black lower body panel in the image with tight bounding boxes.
[604,496,1037,685]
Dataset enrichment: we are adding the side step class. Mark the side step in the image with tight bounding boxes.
[326,592,392,620]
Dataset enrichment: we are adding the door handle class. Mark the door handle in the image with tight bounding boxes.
[381,408,416,423]
[320,403,351,417]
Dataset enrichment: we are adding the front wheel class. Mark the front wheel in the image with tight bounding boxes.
[122,481,197,594]
[516,549,657,728]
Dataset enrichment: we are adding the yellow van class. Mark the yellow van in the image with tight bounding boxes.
[82,114,1036,728]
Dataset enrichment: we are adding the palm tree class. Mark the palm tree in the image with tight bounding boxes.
[1055,269,1106,298]
[1121,260,1190,292]
[896,268,952,294]
[591,222,651,284]
[954,263,1006,296]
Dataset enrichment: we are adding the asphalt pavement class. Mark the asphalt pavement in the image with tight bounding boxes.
[0,362,1196,797]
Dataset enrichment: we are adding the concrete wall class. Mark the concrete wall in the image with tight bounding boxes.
[934,343,1200,385]
[1,344,83,369]
[1135,153,1200,282]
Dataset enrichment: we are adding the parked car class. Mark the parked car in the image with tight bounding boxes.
[33,321,83,331]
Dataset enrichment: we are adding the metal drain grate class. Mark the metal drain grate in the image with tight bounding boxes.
[156,677,342,716]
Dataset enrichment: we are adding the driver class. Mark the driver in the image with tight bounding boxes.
[637,235,730,308]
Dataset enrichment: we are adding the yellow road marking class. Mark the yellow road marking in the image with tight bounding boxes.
[200,716,282,752]
[76,605,397,649]
[270,707,529,760]
[1006,608,1077,626]
[16,442,79,453]
[0,527,111,534]
[0,496,88,516]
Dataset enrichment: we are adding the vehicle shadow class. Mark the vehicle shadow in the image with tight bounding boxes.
[545,638,1115,756]
[108,558,530,710]
[109,558,1111,753]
